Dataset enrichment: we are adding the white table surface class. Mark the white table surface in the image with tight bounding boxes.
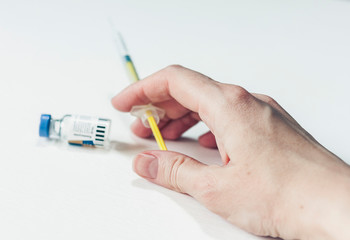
[1,0,349,239]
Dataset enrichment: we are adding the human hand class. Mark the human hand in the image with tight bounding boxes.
[112,65,350,240]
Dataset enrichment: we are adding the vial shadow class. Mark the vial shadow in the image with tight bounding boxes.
[36,137,149,156]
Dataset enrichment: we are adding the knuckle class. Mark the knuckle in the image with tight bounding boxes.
[219,85,252,113]
[231,86,251,103]
[166,155,188,192]
[260,94,278,106]
[165,64,184,72]
[222,85,251,103]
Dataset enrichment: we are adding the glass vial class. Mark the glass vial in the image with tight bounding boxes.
[39,114,111,148]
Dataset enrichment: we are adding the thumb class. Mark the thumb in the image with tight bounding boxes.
[133,150,218,197]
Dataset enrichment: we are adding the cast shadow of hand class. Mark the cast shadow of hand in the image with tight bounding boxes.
[128,136,280,240]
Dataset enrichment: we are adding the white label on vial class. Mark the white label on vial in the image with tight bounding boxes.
[67,115,101,147]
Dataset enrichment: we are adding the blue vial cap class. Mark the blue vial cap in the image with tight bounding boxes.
[39,114,51,137]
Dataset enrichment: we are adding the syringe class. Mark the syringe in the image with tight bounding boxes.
[110,23,167,150]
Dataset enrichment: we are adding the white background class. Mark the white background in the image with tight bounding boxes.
[0,0,349,239]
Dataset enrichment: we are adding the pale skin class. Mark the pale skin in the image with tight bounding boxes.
[112,65,350,240]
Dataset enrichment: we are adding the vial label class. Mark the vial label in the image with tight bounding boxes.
[67,115,110,147]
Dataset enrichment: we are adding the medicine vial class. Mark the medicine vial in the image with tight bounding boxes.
[39,114,111,148]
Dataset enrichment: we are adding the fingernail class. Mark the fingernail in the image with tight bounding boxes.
[133,153,158,179]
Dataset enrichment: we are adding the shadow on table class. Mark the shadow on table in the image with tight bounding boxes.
[116,135,223,166]
[132,178,282,240]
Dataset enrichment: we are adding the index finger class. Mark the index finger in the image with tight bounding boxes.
[111,65,223,123]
